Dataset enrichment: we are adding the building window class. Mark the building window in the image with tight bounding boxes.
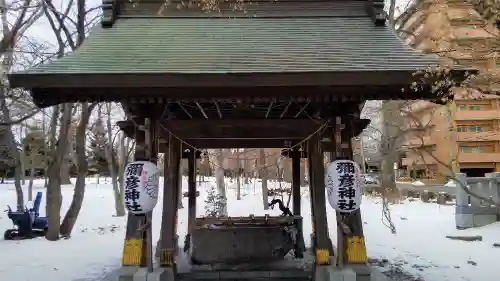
[457,105,466,110]
[460,146,471,153]
[469,105,481,111]
[422,145,436,152]
[460,146,485,153]
[457,126,468,132]
[471,147,485,153]
[470,125,482,132]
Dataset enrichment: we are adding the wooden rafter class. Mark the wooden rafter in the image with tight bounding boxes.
[195,102,208,119]
[177,102,192,119]
[265,101,274,118]
[280,101,292,118]
[213,101,222,119]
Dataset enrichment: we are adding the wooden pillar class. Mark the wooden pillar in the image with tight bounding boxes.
[159,135,181,268]
[307,135,331,265]
[184,149,197,252]
[333,116,368,266]
[121,118,157,269]
[291,150,305,258]
[292,151,301,217]
[307,150,316,251]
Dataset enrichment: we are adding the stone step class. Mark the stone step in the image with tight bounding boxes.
[178,278,310,281]
[177,270,312,280]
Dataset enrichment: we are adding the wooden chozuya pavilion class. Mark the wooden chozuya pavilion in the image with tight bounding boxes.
[9,0,466,280]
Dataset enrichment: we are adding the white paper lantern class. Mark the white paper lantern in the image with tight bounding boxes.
[123,161,160,215]
[325,160,362,213]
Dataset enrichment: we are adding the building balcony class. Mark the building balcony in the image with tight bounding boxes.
[455,110,500,121]
[403,152,500,167]
[408,100,439,113]
[457,153,500,163]
[457,131,500,142]
[402,154,437,166]
[404,136,435,147]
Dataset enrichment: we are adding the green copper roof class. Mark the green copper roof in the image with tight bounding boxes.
[21,2,438,75]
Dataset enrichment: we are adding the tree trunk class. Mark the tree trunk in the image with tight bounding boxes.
[60,103,94,237]
[236,150,241,200]
[12,154,24,210]
[103,104,125,217]
[62,127,77,185]
[45,104,73,241]
[236,172,241,200]
[243,149,251,184]
[60,159,72,185]
[45,108,59,190]
[116,133,128,216]
[28,165,35,201]
[12,150,23,210]
[380,101,402,202]
[117,133,132,215]
[216,149,227,216]
[178,160,184,209]
[20,143,25,185]
[259,149,269,210]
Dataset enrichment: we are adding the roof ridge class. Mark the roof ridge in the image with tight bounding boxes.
[102,0,387,28]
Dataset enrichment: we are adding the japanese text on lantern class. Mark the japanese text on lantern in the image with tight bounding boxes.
[336,162,356,212]
[325,160,361,213]
[124,163,144,213]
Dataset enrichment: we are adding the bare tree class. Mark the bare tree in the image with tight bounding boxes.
[60,103,96,237]
[379,101,409,202]
[41,0,100,240]
[0,0,44,209]
[0,99,24,209]
[40,0,78,239]
[101,103,126,216]
[45,104,72,240]
[0,0,43,55]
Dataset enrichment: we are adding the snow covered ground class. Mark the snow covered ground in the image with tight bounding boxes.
[0,177,498,281]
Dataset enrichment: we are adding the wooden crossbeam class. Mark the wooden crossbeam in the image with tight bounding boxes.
[117,117,370,150]
[159,139,319,149]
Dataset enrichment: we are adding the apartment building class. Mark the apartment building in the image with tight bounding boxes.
[402,94,500,181]
[397,1,500,182]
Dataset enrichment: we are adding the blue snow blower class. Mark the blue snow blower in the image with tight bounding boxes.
[4,192,48,240]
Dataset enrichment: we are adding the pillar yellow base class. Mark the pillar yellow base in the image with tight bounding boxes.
[346,236,368,263]
[315,248,330,265]
[159,249,175,267]
[122,238,143,266]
